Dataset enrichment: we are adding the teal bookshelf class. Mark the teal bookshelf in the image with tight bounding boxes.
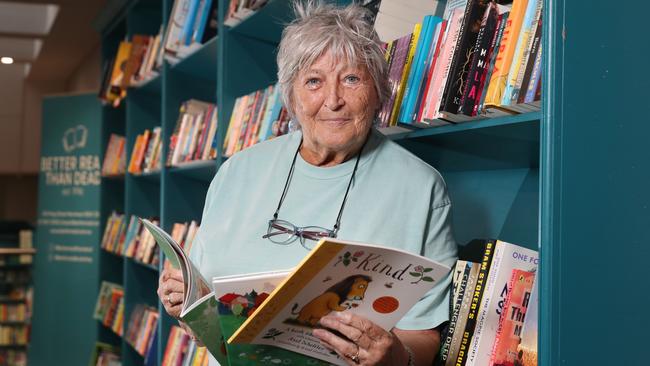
[91,0,650,365]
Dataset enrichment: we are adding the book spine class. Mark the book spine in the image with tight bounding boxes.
[483,0,530,107]
[454,239,497,366]
[467,242,539,366]
[502,0,542,106]
[446,262,480,366]
[476,11,510,115]
[415,20,448,123]
[422,7,465,122]
[377,40,396,127]
[524,42,543,103]
[399,16,436,124]
[439,0,489,116]
[459,3,498,116]
[517,12,543,104]
[389,23,421,126]
[439,261,472,363]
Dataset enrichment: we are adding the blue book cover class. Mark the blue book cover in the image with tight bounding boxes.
[193,0,213,44]
[182,0,201,45]
[399,16,443,124]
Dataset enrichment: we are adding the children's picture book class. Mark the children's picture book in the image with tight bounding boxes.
[140,219,225,365]
[228,238,452,365]
[212,270,335,366]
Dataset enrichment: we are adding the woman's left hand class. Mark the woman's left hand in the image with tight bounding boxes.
[313,312,410,366]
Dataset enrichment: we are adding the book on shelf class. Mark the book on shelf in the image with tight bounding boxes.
[489,269,536,366]
[227,238,451,366]
[140,219,225,365]
[125,304,159,357]
[515,271,538,366]
[223,0,270,27]
[167,99,218,166]
[164,0,219,63]
[93,281,124,336]
[89,342,120,366]
[162,325,210,366]
[128,127,162,174]
[222,84,288,157]
[101,134,126,176]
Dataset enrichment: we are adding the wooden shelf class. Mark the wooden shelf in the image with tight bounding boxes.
[0,249,35,255]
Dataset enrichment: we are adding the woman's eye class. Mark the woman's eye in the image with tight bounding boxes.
[344,75,361,84]
[306,78,320,87]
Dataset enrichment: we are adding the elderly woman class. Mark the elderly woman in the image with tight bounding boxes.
[158,2,457,365]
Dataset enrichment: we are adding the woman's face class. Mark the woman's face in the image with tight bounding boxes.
[291,50,379,156]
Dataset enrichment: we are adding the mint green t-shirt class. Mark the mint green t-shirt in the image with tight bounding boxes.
[190,128,457,335]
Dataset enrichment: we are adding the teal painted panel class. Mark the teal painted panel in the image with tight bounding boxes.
[30,94,103,365]
[543,0,650,365]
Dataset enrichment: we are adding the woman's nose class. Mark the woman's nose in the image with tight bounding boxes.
[324,84,344,110]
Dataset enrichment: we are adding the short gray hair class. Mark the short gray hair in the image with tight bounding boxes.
[277,1,389,117]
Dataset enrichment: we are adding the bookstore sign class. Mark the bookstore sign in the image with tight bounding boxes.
[31,94,102,366]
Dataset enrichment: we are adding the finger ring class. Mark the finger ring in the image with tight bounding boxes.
[166,295,171,304]
[346,347,360,364]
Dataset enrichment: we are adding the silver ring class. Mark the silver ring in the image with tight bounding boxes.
[166,294,171,304]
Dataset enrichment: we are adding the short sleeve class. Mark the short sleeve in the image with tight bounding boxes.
[395,185,458,330]
[188,159,232,275]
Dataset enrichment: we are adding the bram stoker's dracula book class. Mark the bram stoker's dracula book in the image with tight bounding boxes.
[228,238,452,366]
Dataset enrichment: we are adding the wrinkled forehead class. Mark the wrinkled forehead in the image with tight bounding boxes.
[296,41,365,75]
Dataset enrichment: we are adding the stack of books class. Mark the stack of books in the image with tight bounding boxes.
[99,30,166,106]
[167,100,219,167]
[164,0,219,63]
[100,213,160,267]
[101,134,126,177]
[128,127,162,175]
[93,281,125,337]
[437,239,538,366]
[377,0,542,128]
[222,83,289,157]
[125,305,159,357]
[162,325,209,366]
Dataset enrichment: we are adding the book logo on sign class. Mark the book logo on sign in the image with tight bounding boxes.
[62,125,88,152]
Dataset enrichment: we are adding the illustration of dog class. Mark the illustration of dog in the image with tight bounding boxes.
[290,275,372,327]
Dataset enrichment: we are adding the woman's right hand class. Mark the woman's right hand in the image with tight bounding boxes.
[157,267,185,319]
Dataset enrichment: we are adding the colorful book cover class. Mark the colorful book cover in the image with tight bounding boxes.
[400,16,444,124]
[389,22,421,126]
[517,13,543,104]
[415,19,448,123]
[516,273,538,366]
[482,0,530,107]
[228,238,451,366]
[501,0,543,106]
[476,8,510,115]
[421,7,465,122]
[378,33,412,127]
[211,270,330,366]
[489,269,535,366]
[466,241,538,366]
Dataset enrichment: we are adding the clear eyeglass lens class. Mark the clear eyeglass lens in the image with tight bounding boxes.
[299,226,335,249]
[266,220,297,245]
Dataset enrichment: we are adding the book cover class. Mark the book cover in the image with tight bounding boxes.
[445,261,480,366]
[438,260,475,364]
[415,19,447,123]
[211,270,330,366]
[388,21,422,126]
[517,13,542,105]
[140,219,226,365]
[489,269,535,366]
[378,33,412,127]
[476,8,510,115]
[516,273,538,366]
[466,241,538,366]
[228,238,451,365]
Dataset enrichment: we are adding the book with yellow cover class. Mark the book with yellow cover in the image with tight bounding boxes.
[482,0,529,107]
[388,22,421,126]
[228,238,451,365]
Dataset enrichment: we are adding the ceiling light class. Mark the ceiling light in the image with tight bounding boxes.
[1,57,14,64]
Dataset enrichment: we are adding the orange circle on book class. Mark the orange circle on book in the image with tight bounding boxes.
[373,296,399,314]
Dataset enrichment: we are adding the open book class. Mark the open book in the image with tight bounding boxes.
[225,238,452,365]
[140,219,226,365]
